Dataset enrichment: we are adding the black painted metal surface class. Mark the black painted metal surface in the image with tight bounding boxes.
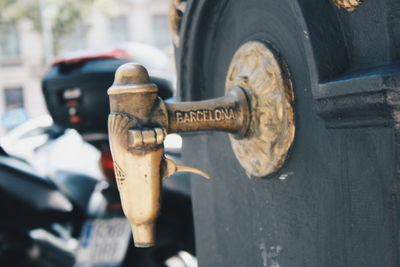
[177,0,400,266]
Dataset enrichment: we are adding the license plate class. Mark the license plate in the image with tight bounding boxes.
[75,218,131,266]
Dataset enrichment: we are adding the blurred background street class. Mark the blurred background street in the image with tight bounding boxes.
[0,2,198,266]
[0,0,174,135]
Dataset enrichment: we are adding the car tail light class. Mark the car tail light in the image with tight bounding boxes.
[52,48,132,66]
[100,149,116,181]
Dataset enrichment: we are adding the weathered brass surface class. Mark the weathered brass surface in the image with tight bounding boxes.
[333,0,362,11]
[168,0,186,47]
[107,41,295,247]
[225,41,295,177]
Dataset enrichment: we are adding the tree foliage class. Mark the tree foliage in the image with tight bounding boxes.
[0,0,111,56]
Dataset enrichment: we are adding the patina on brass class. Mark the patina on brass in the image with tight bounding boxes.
[333,0,362,11]
[107,41,295,247]
[168,0,187,47]
[225,41,295,177]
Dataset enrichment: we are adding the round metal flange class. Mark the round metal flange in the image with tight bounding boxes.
[225,41,295,177]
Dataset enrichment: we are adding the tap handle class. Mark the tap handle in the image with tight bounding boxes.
[128,127,211,179]
[161,158,211,179]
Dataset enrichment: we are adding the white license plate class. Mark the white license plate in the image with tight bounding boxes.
[75,218,131,266]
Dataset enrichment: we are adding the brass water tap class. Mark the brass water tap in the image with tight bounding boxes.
[107,63,251,247]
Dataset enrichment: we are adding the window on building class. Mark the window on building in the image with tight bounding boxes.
[4,87,24,110]
[2,87,28,129]
[0,23,21,65]
[109,16,129,43]
[0,23,20,57]
[152,14,170,48]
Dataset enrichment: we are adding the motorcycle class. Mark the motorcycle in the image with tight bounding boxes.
[0,146,95,267]
[0,123,195,267]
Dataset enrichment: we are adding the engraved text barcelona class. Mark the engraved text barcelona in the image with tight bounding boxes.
[175,108,235,123]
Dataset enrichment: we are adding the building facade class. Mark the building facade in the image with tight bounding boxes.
[0,0,171,134]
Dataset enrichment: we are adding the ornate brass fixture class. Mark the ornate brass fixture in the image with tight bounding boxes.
[225,41,295,177]
[333,0,362,11]
[107,41,295,247]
